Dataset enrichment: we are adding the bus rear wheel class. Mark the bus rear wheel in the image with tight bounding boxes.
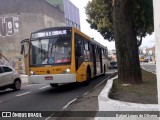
[103,65,106,75]
[83,69,91,86]
[50,84,58,87]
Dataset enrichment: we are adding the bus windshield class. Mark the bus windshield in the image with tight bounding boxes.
[30,35,71,65]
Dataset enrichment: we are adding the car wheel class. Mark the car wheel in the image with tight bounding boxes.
[13,79,21,91]
[50,84,58,87]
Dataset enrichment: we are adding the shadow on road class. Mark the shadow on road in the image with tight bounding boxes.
[0,89,15,96]
[37,74,111,95]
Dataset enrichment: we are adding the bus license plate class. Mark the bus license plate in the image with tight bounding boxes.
[45,76,53,80]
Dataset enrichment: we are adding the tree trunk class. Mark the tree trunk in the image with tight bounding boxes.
[113,0,142,84]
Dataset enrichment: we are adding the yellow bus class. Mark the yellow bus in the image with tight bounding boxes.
[21,27,109,87]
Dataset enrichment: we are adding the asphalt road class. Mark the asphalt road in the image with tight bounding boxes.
[0,70,116,119]
[141,63,156,73]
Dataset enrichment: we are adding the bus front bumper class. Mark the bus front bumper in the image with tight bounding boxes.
[28,74,76,84]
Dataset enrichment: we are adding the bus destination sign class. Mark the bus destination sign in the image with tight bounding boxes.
[32,30,67,38]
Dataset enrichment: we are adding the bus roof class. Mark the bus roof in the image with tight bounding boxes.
[31,26,72,34]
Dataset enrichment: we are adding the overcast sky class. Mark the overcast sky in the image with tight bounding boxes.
[70,0,155,50]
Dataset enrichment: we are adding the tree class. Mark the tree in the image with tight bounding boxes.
[85,0,153,45]
[85,0,154,84]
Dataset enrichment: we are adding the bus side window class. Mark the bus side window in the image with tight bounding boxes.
[75,34,84,69]
[89,43,93,61]
[77,41,83,56]
[75,34,84,57]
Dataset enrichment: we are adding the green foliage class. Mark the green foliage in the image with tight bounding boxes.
[85,0,154,43]
[85,0,113,41]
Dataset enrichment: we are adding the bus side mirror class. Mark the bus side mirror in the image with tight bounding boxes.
[20,39,29,55]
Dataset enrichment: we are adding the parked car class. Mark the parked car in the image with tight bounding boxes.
[140,57,145,62]
[109,61,117,69]
[144,58,148,63]
[0,65,21,91]
[140,56,148,63]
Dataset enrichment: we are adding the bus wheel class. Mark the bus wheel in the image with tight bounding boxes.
[84,70,91,86]
[103,65,106,75]
[50,84,58,87]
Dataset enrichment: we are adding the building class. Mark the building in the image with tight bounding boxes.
[139,46,155,62]
[146,46,156,62]
[0,0,80,72]
[0,0,65,60]
[108,50,117,62]
[45,0,80,29]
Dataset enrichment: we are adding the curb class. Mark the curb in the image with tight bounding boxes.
[141,66,156,75]
[20,75,29,85]
[96,75,159,120]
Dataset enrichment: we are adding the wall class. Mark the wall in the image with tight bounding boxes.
[64,0,80,29]
[45,0,64,12]
[0,0,65,73]
[45,0,81,29]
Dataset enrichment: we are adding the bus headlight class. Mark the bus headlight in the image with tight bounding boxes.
[30,71,34,75]
[62,68,70,74]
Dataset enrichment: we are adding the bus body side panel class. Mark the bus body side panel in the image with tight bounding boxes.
[76,62,93,82]
[102,59,108,73]
[96,62,101,76]
[73,28,93,82]
[70,28,76,74]
[102,50,109,73]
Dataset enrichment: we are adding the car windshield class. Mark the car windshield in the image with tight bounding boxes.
[30,35,71,65]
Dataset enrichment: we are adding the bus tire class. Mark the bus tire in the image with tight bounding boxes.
[50,84,58,87]
[84,67,91,86]
[103,65,106,75]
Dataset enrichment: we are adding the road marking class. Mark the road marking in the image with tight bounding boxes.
[39,86,50,90]
[25,84,38,87]
[45,112,56,120]
[45,98,77,120]
[83,91,89,95]
[16,92,31,97]
[62,98,77,109]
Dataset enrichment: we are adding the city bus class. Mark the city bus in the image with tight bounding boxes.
[21,27,109,87]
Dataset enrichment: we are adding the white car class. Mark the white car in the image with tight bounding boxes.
[0,65,21,91]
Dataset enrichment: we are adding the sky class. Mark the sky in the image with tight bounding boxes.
[70,0,155,50]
